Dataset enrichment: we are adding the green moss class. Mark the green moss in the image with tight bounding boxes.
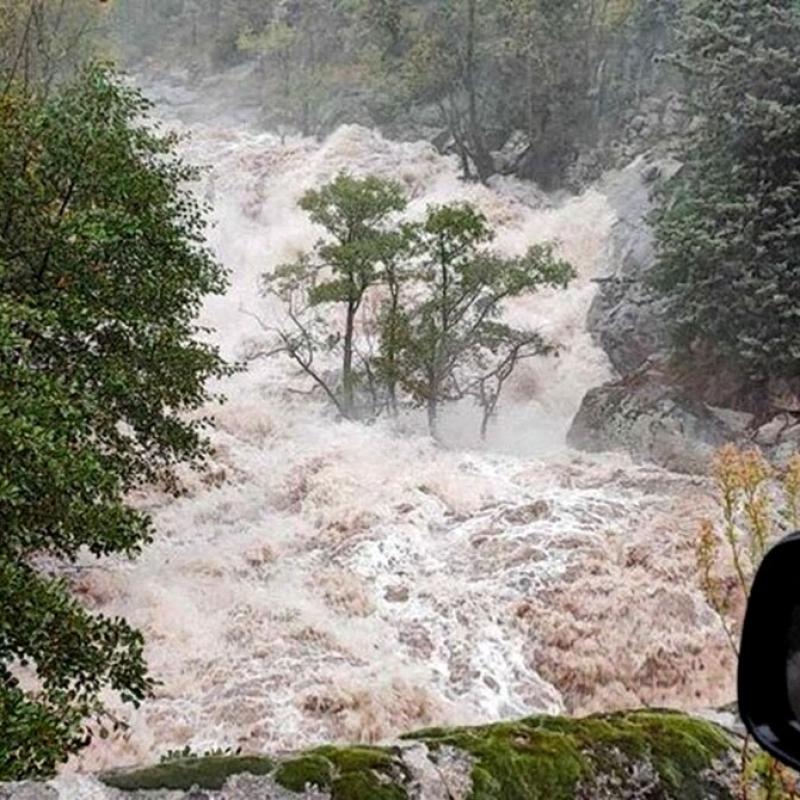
[331,771,407,800]
[310,744,396,774]
[538,711,732,798]
[274,745,408,799]
[99,711,732,799]
[407,710,734,800]
[99,755,275,791]
[274,755,333,792]
[620,711,733,797]
[409,719,585,800]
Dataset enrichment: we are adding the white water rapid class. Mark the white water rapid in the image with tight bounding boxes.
[69,106,735,772]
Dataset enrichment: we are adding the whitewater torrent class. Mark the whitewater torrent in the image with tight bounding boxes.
[69,115,735,772]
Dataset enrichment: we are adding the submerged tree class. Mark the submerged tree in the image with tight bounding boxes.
[397,204,575,436]
[260,177,573,434]
[263,173,408,418]
[0,65,229,778]
[653,0,800,396]
[371,222,417,415]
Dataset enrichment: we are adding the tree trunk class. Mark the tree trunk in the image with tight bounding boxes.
[386,287,400,416]
[343,300,357,418]
[463,0,493,184]
[427,395,438,439]
[480,410,490,442]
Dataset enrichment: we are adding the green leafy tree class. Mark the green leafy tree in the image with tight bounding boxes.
[239,0,349,137]
[262,173,408,418]
[373,223,416,415]
[103,0,682,189]
[653,0,800,397]
[496,0,609,185]
[397,203,575,436]
[0,65,229,778]
[0,0,109,94]
[357,0,653,187]
[389,0,499,182]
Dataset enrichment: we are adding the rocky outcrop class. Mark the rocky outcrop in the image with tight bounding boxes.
[567,155,749,471]
[0,711,737,800]
[567,370,738,474]
[570,154,800,471]
[587,155,680,376]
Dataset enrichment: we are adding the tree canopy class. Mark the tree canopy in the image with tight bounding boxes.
[653,0,800,395]
[260,173,574,435]
[107,0,681,188]
[0,64,229,778]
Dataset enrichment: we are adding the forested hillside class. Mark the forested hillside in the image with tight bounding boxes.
[108,0,683,189]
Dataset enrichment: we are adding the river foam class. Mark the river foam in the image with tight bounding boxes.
[69,118,734,771]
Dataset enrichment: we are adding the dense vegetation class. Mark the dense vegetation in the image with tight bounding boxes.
[109,0,682,188]
[0,0,110,92]
[653,0,800,404]
[0,64,229,777]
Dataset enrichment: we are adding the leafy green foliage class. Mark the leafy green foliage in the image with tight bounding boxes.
[397,204,575,434]
[0,0,109,93]
[106,0,680,188]
[239,0,350,137]
[264,173,409,418]
[653,0,800,391]
[697,446,800,799]
[359,0,678,186]
[0,65,229,777]
[261,174,573,436]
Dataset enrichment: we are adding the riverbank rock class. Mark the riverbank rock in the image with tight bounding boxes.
[568,155,761,470]
[587,155,680,377]
[568,370,736,474]
[1,711,738,799]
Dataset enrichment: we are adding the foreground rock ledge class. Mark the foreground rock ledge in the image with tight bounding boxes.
[1,711,739,800]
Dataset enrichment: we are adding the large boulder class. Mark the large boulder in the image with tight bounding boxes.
[1,711,737,800]
[567,370,738,474]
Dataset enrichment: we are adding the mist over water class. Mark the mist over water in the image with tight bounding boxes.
[70,106,734,772]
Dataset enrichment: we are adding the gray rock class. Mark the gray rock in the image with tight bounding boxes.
[566,155,753,471]
[755,414,793,448]
[221,774,327,799]
[588,155,681,377]
[492,130,530,175]
[401,744,473,800]
[568,370,735,474]
[708,406,755,436]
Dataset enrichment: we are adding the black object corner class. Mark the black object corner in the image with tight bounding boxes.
[739,532,800,770]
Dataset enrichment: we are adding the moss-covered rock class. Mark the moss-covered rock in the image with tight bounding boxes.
[99,754,275,791]
[274,745,408,798]
[93,710,736,799]
[406,710,735,800]
[274,755,334,792]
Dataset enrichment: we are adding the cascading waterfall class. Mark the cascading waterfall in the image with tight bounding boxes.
[69,114,735,772]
